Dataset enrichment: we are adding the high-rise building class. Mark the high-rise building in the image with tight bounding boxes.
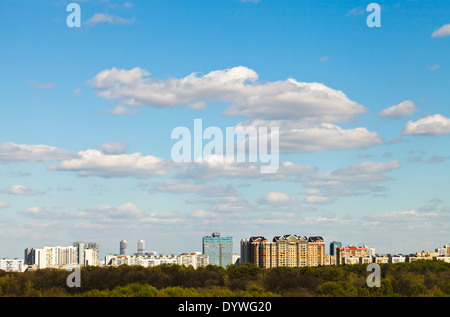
[241,234,325,268]
[73,241,99,266]
[23,246,78,269]
[120,240,128,255]
[329,241,342,256]
[202,232,233,268]
[336,245,369,265]
[137,240,146,255]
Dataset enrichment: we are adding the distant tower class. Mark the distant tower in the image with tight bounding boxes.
[120,240,128,255]
[137,240,146,255]
[330,241,342,256]
[202,232,233,268]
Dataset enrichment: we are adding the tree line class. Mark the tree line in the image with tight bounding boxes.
[0,260,449,297]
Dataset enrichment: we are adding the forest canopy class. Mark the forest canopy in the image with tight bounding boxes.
[0,260,449,297]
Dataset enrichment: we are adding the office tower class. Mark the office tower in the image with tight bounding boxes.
[242,234,325,268]
[120,240,128,255]
[137,240,146,255]
[202,232,233,268]
[329,241,342,256]
[73,241,86,265]
[240,238,250,264]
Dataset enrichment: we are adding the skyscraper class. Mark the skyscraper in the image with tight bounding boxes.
[329,241,342,256]
[137,240,146,255]
[120,240,128,255]
[202,232,233,268]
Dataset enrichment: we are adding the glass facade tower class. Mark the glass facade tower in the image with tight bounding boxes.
[202,232,233,268]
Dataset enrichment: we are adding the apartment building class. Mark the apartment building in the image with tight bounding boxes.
[336,245,369,265]
[0,258,24,272]
[104,253,209,269]
[241,234,325,269]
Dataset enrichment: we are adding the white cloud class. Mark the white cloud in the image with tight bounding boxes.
[402,114,450,135]
[432,23,450,38]
[149,179,237,197]
[1,185,42,196]
[314,160,400,183]
[0,201,10,209]
[301,160,401,199]
[85,13,135,26]
[48,149,172,179]
[174,156,316,181]
[0,143,76,163]
[109,105,141,115]
[304,195,334,204]
[89,66,368,122]
[236,120,383,153]
[98,141,129,155]
[19,202,185,226]
[377,100,418,119]
[258,192,296,204]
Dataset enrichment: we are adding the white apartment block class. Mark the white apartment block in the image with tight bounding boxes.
[105,253,209,269]
[0,258,24,272]
[389,255,406,263]
[24,243,98,269]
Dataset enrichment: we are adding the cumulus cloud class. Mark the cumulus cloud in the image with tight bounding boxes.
[258,192,297,204]
[377,100,418,119]
[432,23,450,38]
[303,195,335,204]
[301,160,401,199]
[149,179,237,197]
[48,149,173,179]
[98,141,130,155]
[19,202,184,226]
[235,120,383,153]
[89,66,368,122]
[174,155,316,181]
[0,143,77,163]
[402,114,450,136]
[1,185,42,196]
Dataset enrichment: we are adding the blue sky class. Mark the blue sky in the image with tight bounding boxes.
[1,0,449,259]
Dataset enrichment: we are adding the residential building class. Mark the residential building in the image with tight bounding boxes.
[0,258,24,272]
[241,234,325,269]
[337,245,368,265]
[104,253,209,269]
[73,241,99,266]
[389,254,406,263]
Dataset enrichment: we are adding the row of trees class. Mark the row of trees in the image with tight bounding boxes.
[0,260,449,297]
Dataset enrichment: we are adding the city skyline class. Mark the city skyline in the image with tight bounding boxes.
[1,1,450,259]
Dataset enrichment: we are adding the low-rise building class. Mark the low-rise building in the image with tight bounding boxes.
[0,258,24,272]
[389,254,406,263]
[373,255,389,264]
[104,253,209,269]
